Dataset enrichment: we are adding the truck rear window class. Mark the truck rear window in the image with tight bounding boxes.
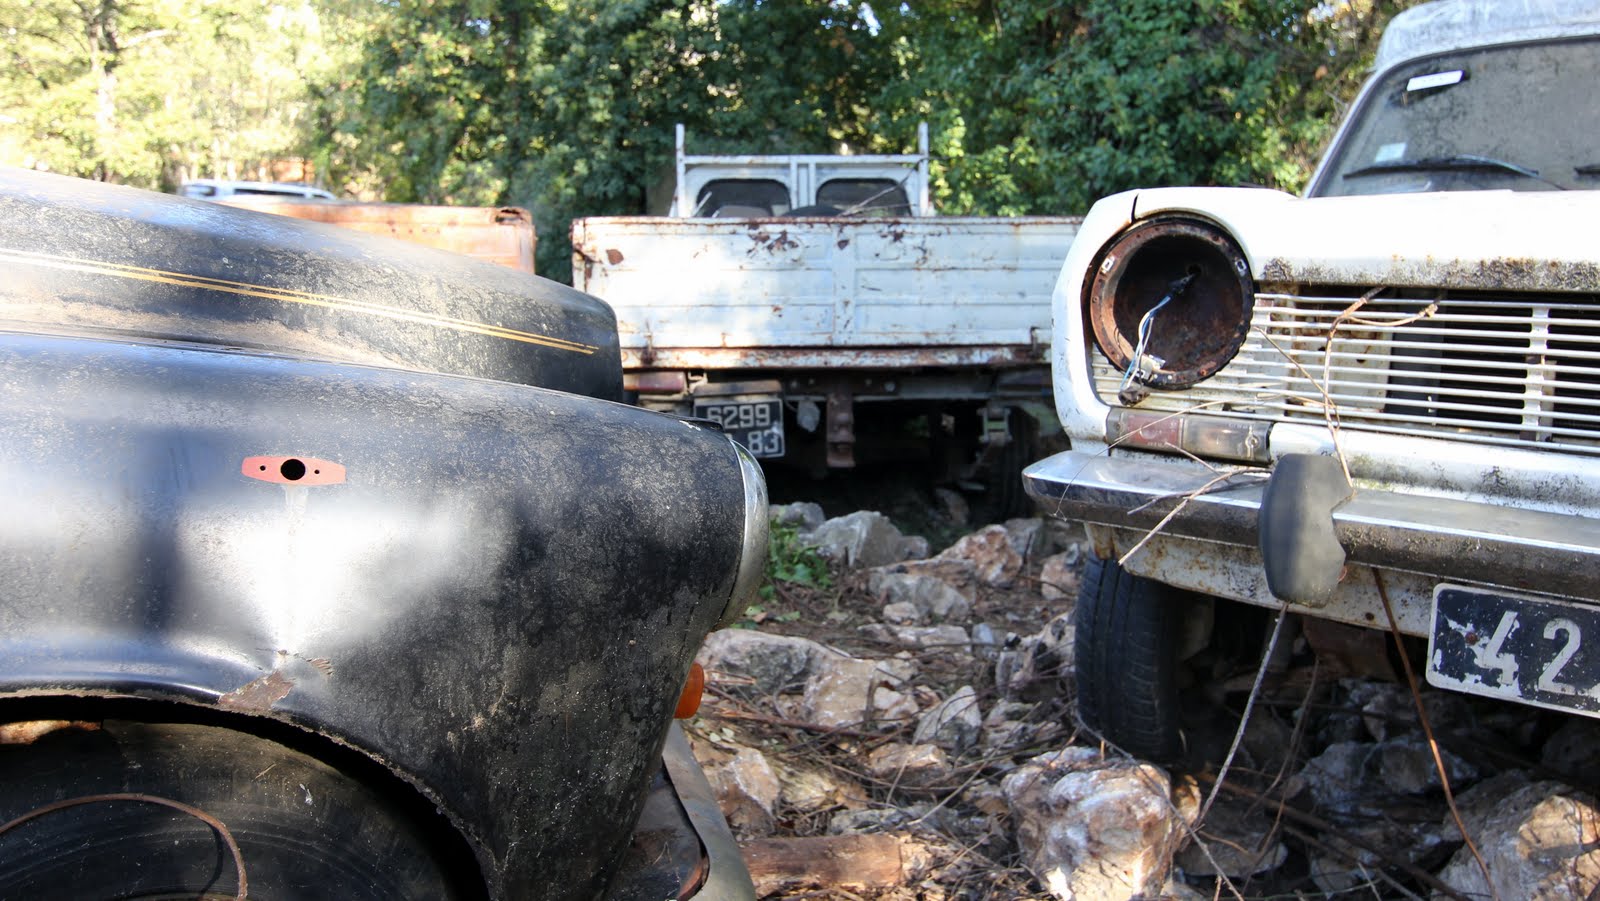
[817,179,911,216]
[695,180,791,217]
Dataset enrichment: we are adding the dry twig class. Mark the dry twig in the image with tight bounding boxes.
[1372,568,1500,901]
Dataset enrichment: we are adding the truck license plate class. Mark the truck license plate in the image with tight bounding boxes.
[1429,584,1600,717]
[693,399,785,459]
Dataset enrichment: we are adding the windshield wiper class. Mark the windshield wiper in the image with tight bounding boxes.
[1576,164,1600,176]
[1343,154,1565,190]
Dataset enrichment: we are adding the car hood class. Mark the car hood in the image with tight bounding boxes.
[1116,187,1600,293]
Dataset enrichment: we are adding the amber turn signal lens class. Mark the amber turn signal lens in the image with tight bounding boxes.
[674,662,706,719]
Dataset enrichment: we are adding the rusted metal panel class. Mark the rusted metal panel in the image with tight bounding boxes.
[219,196,538,273]
[574,216,1080,367]
[619,344,1047,371]
[1092,525,1435,637]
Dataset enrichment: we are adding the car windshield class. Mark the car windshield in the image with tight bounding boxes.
[1313,36,1600,197]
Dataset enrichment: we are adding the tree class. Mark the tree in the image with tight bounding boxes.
[869,0,1418,215]
[317,0,897,278]
[0,0,351,188]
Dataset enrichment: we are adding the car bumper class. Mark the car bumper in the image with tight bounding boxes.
[1023,450,1600,608]
[607,724,755,900]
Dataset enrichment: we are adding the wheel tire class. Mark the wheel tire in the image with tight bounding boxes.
[0,721,475,900]
[1074,553,1184,762]
[987,409,1040,522]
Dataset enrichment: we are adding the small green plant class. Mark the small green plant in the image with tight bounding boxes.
[734,522,834,626]
[759,522,832,602]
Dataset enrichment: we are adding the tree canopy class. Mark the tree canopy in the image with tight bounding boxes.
[0,0,1414,278]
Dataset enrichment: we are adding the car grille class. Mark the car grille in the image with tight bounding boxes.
[1091,288,1600,454]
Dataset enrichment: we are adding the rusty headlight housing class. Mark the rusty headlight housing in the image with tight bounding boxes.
[1087,217,1254,390]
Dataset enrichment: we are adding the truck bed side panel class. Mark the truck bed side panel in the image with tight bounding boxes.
[574,217,1081,361]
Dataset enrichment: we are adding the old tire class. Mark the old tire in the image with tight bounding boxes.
[987,409,1040,521]
[0,721,476,900]
[1074,553,1183,762]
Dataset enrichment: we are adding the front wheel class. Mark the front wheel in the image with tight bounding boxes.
[1073,553,1185,762]
[0,720,479,900]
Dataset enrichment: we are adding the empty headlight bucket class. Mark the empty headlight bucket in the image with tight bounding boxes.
[1087,216,1254,390]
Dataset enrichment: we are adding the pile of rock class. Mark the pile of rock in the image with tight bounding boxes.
[689,505,1600,900]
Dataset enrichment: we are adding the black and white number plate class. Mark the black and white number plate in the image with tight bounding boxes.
[1429,584,1600,717]
[693,398,785,459]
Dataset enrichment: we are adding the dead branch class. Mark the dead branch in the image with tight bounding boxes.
[1200,776,1471,901]
[1373,568,1500,901]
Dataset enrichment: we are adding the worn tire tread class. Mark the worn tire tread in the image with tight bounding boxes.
[1074,553,1182,761]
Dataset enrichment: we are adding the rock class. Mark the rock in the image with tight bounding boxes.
[971,622,1000,661]
[1436,776,1600,900]
[771,501,826,532]
[934,487,970,526]
[803,511,923,569]
[982,700,1062,752]
[698,629,826,695]
[1002,517,1047,559]
[1038,551,1081,603]
[1300,741,1379,816]
[1299,739,1477,815]
[881,600,923,625]
[775,760,869,814]
[1236,709,1293,774]
[1542,718,1600,777]
[936,525,1024,587]
[1039,520,1084,560]
[870,571,973,622]
[901,535,931,560]
[1177,796,1288,878]
[803,653,917,729]
[1308,819,1446,896]
[871,685,920,725]
[1348,680,1476,742]
[828,806,923,835]
[1374,737,1478,796]
[865,743,953,787]
[707,747,782,836]
[995,614,1074,701]
[912,685,983,752]
[1004,747,1191,901]
[874,557,980,594]
[964,780,1010,818]
[858,623,971,654]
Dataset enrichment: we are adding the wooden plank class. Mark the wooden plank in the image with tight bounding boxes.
[739,833,930,895]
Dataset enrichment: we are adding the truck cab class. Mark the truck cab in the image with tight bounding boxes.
[665,123,932,218]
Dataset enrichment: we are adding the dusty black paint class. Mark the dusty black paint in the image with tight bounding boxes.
[0,174,758,900]
[0,169,622,402]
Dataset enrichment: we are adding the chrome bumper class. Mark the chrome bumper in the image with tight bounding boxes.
[1023,450,1600,605]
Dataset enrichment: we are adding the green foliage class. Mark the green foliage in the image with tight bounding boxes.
[873,0,1416,214]
[759,521,832,603]
[0,0,354,188]
[315,0,897,278]
[2,0,1418,269]
[735,521,833,626]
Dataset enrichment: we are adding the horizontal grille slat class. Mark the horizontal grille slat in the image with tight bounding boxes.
[1092,289,1600,455]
